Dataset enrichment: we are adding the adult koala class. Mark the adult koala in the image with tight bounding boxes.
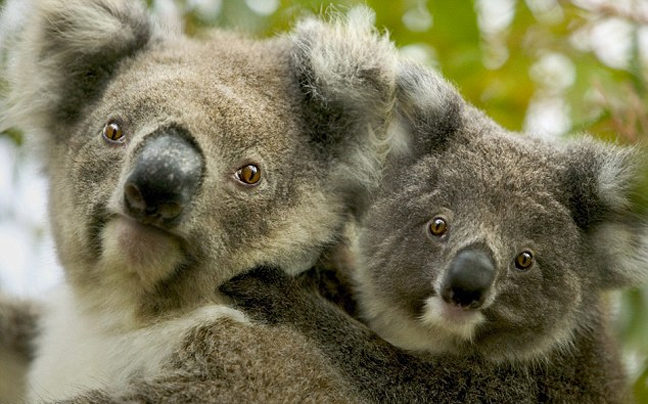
[222,63,648,403]
[0,0,398,402]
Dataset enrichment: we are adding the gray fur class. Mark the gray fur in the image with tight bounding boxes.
[355,63,648,363]
[55,318,367,404]
[223,265,631,403]
[0,0,398,402]
[222,62,648,403]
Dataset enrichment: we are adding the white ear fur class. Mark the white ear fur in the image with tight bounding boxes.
[599,146,648,288]
[291,7,399,195]
[292,7,396,113]
[1,0,155,135]
[0,0,31,131]
[396,62,459,121]
[389,62,470,159]
[591,221,648,289]
[574,141,648,289]
[596,146,638,211]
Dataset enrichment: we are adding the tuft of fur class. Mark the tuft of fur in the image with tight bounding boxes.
[393,62,464,156]
[1,0,156,141]
[562,139,648,289]
[291,7,397,213]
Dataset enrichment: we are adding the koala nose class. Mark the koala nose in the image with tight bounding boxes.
[440,248,495,309]
[124,130,203,227]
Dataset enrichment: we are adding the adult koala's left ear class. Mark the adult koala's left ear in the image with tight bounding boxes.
[562,139,648,289]
[290,7,398,213]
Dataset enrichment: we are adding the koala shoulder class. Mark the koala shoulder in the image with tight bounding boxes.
[42,313,366,404]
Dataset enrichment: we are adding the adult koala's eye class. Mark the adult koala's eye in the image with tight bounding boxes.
[428,217,448,237]
[514,250,534,271]
[235,164,262,185]
[102,122,124,143]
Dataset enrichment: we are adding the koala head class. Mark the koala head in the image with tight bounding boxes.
[353,63,648,362]
[0,0,397,325]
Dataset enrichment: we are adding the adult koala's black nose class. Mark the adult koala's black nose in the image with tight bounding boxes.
[124,129,204,228]
[440,247,495,309]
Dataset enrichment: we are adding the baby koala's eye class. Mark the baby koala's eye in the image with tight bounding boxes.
[102,122,125,143]
[235,164,262,185]
[514,250,534,271]
[428,217,448,237]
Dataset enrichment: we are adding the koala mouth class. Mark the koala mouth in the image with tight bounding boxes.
[418,295,486,341]
[115,214,175,241]
[99,215,185,289]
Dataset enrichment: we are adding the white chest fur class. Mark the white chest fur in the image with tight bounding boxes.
[28,287,248,402]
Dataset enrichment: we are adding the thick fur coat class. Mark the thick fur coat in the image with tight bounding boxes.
[1,1,646,403]
[222,63,648,404]
[0,0,398,402]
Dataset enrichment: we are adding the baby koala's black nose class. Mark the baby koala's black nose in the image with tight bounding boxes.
[124,129,203,228]
[441,247,495,309]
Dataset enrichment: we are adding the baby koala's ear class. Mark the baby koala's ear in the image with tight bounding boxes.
[561,139,648,290]
[393,62,466,157]
[1,0,156,135]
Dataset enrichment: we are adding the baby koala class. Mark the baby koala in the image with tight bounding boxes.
[223,63,648,403]
[354,63,648,363]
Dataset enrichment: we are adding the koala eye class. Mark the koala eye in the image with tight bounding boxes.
[428,217,448,237]
[514,250,534,271]
[235,164,262,185]
[102,122,125,143]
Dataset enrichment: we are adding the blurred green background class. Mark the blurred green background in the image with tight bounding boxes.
[2,0,648,401]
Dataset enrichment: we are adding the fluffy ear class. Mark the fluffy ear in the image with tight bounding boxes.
[290,7,398,205]
[394,62,465,157]
[562,139,648,289]
[1,0,155,135]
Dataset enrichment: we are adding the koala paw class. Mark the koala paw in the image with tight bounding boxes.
[220,266,298,324]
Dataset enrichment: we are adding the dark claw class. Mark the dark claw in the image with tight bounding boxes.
[220,266,289,296]
[219,266,294,324]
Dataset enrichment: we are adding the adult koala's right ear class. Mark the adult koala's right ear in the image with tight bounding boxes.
[1,0,155,136]
[291,8,398,210]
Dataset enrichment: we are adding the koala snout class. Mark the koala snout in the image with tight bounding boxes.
[124,130,204,227]
[440,248,495,309]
